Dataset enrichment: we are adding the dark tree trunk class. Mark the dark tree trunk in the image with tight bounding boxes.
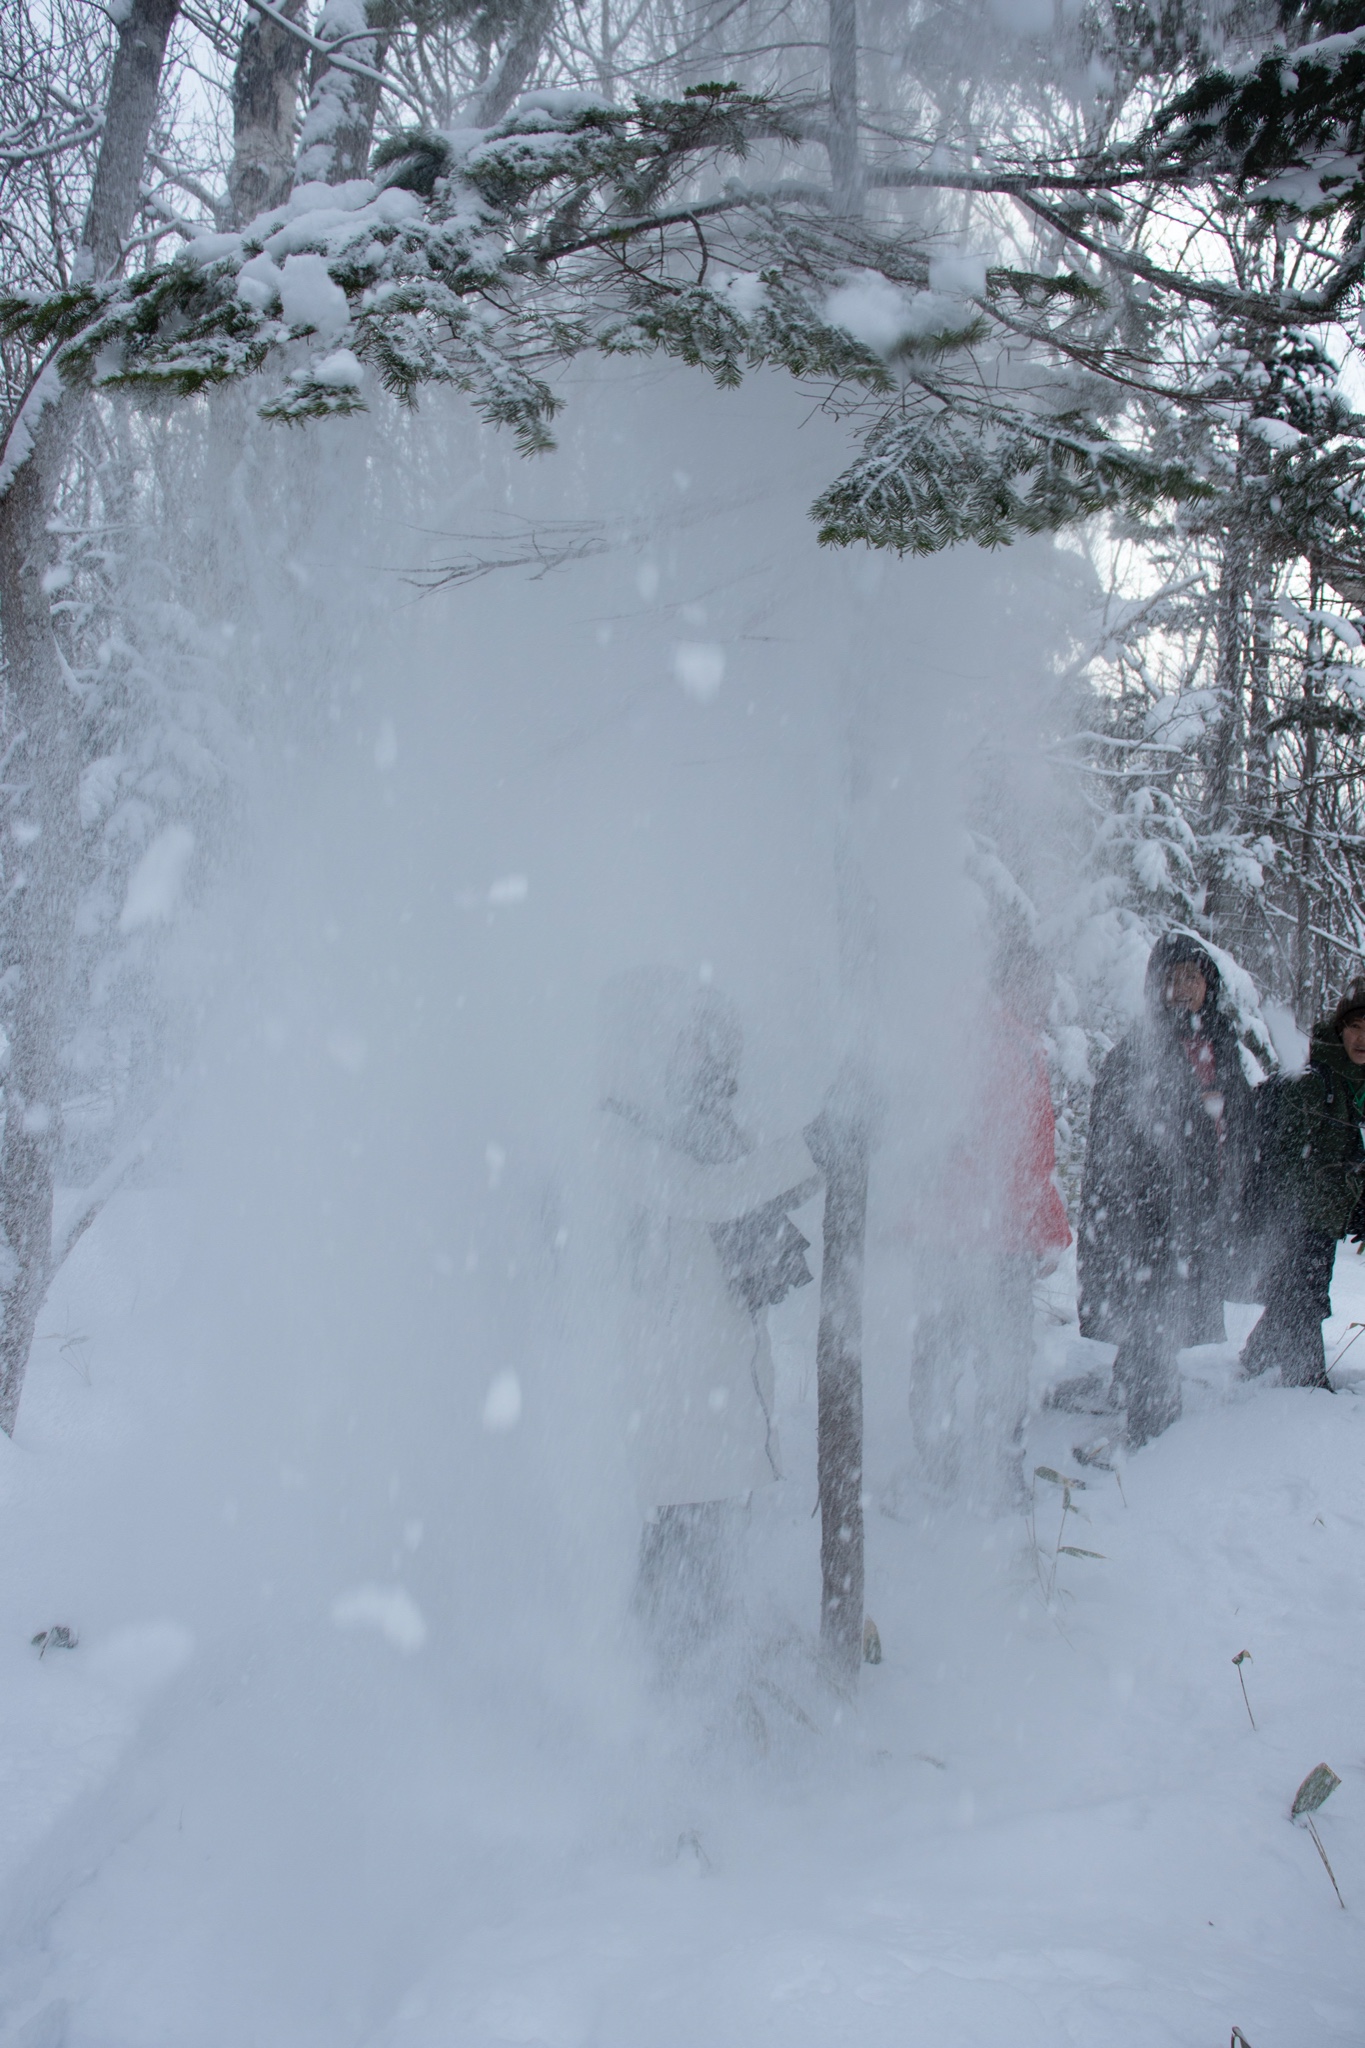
[81,0,182,280]
[816,1124,868,1677]
[0,435,79,1436]
[1245,574,1275,982]
[827,0,861,214]
[229,0,308,222]
[1205,529,1247,938]
[1295,577,1324,1023]
[0,0,181,1435]
[468,0,555,125]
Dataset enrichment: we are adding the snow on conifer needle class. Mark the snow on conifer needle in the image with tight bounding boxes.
[0,86,1215,552]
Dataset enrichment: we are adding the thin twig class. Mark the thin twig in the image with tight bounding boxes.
[1306,1816,1347,1909]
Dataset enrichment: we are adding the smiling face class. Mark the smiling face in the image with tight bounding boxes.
[1341,1015,1365,1066]
[1163,960,1208,1014]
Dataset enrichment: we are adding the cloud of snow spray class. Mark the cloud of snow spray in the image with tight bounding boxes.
[3,361,1082,2037]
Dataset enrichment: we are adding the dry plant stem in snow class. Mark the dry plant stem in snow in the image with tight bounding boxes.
[1030,1466,1105,1605]
[1232,1649,1255,1730]
[1290,1764,1346,1909]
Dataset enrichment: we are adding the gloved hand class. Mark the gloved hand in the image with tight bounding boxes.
[804,1055,881,1172]
[1341,1160,1365,1248]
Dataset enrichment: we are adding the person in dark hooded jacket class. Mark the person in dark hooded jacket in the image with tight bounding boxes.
[1239,977,1365,1388]
[1078,933,1255,1447]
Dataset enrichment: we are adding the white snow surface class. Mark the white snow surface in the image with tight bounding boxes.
[928,251,988,298]
[278,252,351,341]
[822,273,969,354]
[331,1583,429,1652]
[0,364,1359,2045]
[117,824,194,931]
[2,1196,1362,2046]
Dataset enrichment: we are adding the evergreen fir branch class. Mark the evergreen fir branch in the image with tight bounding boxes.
[986,268,1106,309]
[1,78,1324,571]
[0,283,106,354]
[1143,13,1365,216]
[1267,699,1365,735]
[812,410,1209,554]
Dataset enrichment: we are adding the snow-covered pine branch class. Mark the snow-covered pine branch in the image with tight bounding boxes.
[0,84,1213,554]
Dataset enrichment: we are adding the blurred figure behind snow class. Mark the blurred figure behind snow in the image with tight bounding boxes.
[595,968,821,1670]
[1240,975,1365,1389]
[1078,933,1255,1448]
[892,945,1071,1516]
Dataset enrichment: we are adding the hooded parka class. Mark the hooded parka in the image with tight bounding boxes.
[1258,1017,1365,1239]
[596,968,821,1511]
[1238,995,1365,1388]
[1079,934,1255,1357]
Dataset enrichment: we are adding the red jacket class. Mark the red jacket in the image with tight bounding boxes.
[907,1017,1072,1259]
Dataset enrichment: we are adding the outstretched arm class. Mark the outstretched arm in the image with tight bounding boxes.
[599,1120,820,1223]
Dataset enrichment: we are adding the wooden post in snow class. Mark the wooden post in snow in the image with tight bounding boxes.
[817,0,870,1676]
[816,1111,869,1677]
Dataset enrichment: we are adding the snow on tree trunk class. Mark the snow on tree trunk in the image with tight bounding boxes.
[0,0,181,1436]
[229,0,308,224]
[297,1,389,188]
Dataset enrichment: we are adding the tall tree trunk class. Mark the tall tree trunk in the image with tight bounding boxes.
[1245,573,1275,984]
[80,0,181,280]
[0,0,181,1435]
[297,1,388,186]
[827,0,861,214]
[0,435,79,1437]
[229,0,308,223]
[1295,575,1324,1023]
[1205,530,1246,939]
[467,0,555,125]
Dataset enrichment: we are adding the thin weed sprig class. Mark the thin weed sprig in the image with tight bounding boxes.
[1291,1765,1345,1909]
[1030,1466,1105,1604]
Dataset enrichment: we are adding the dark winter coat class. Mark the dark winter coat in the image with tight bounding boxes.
[1078,935,1256,1346]
[1256,1023,1365,1240]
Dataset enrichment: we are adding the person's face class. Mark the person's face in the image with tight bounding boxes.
[1163,961,1208,1013]
[694,1048,738,1108]
[1341,1016,1365,1066]
[671,1018,739,1113]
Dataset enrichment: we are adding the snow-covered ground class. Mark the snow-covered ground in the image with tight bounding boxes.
[0,1192,1361,2048]
[1,373,1360,2047]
